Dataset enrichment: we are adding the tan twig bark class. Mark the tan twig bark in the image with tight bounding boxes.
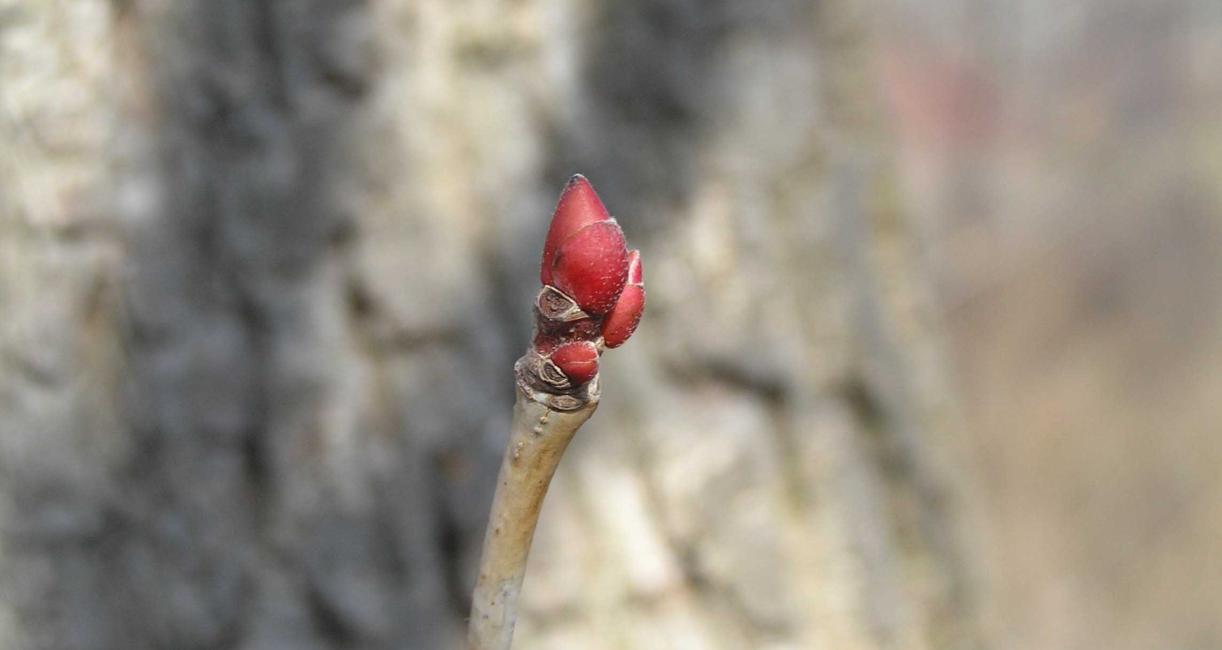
[467,357,600,650]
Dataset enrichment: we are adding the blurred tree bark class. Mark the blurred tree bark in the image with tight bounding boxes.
[0,1,981,649]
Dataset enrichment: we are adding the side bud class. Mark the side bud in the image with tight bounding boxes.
[549,341,600,386]
[601,250,645,348]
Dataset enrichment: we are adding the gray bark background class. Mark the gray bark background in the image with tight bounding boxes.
[0,1,980,649]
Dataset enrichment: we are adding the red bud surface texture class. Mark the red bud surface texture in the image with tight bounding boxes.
[550,222,628,315]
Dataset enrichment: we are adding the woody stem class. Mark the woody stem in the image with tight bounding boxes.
[466,357,599,650]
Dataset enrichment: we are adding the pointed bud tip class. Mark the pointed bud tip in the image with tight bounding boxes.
[541,174,613,285]
[556,174,606,217]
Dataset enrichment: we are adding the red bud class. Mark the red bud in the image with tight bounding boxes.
[549,341,600,385]
[540,175,612,286]
[601,251,644,348]
[529,176,643,391]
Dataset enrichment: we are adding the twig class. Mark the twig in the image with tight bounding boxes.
[467,362,598,650]
[467,175,645,650]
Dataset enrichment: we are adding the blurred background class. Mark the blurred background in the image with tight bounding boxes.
[1,1,1219,649]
